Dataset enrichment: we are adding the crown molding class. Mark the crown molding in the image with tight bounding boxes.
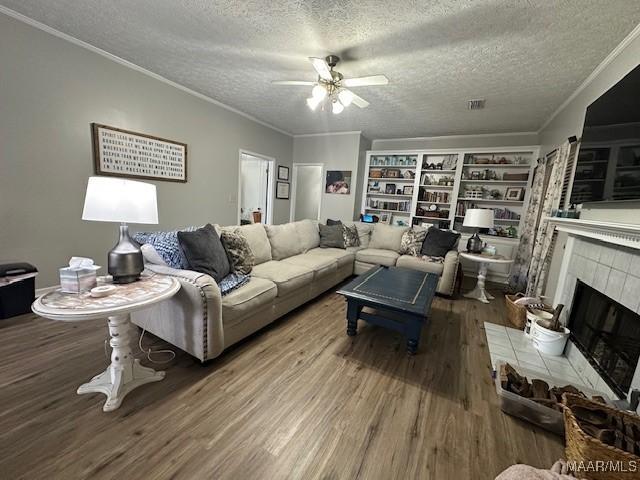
[293,130,362,138]
[372,131,539,143]
[537,22,640,134]
[0,6,293,137]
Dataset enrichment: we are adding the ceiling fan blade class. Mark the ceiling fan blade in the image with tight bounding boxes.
[271,80,315,85]
[350,92,370,108]
[343,75,389,87]
[309,57,333,81]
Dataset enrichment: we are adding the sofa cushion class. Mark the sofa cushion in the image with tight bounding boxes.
[355,248,400,267]
[281,253,337,279]
[236,223,272,265]
[396,255,444,276]
[251,260,314,297]
[265,223,305,260]
[368,224,409,252]
[421,227,460,257]
[177,224,230,283]
[293,219,320,252]
[319,224,345,249]
[221,277,277,325]
[306,247,355,268]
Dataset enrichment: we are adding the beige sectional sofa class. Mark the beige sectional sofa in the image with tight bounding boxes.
[132,220,459,362]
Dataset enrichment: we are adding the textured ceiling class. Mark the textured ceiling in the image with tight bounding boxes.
[3,1,640,138]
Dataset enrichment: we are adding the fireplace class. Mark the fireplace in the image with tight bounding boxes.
[569,280,640,398]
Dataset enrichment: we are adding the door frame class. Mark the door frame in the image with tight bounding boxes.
[238,149,276,225]
[290,162,324,222]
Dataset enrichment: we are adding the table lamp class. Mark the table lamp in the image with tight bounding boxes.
[82,176,158,283]
[463,208,494,253]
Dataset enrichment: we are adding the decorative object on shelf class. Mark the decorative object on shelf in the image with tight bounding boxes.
[92,123,187,183]
[395,219,408,227]
[385,183,397,194]
[276,181,290,199]
[463,208,494,253]
[325,170,351,194]
[370,169,383,178]
[403,170,414,179]
[503,172,529,181]
[368,182,381,193]
[505,187,525,201]
[403,185,414,195]
[82,176,158,284]
[396,189,403,195]
[385,168,401,178]
[277,165,289,181]
[379,213,391,224]
[463,187,485,199]
[442,155,458,170]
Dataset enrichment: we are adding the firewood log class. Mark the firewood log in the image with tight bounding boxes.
[531,379,550,399]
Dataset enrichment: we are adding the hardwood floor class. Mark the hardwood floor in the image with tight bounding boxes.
[0,278,563,479]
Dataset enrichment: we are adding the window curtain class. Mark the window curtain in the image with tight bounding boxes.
[508,142,572,296]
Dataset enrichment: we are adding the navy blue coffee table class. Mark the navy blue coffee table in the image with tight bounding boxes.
[337,266,439,355]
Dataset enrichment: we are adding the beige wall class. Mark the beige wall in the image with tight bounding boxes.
[292,133,367,223]
[0,13,293,288]
[371,133,539,151]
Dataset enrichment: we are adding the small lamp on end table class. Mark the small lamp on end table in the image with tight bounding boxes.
[463,208,494,253]
[82,176,158,284]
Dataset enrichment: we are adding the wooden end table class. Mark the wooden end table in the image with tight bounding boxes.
[32,274,180,412]
[459,252,513,303]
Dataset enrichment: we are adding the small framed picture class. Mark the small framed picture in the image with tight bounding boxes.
[379,213,391,224]
[402,185,414,195]
[505,187,524,201]
[276,181,290,199]
[277,165,289,181]
[385,183,396,194]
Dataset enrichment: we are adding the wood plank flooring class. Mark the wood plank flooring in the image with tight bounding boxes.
[0,278,563,479]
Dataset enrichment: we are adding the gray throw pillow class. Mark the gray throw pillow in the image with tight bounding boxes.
[420,227,460,258]
[319,224,345,249]
[220,228,255,275]
[177,224,230,283]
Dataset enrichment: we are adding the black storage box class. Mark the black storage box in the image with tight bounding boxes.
[0,263,38,319]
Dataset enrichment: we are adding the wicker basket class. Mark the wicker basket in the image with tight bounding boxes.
[505,293,527,329]
[563,393,640,479]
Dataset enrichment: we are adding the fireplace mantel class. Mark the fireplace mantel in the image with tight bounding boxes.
[546,217,640,250]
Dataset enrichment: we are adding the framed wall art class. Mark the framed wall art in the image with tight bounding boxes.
[276,181,290,199]
[505,187,525,201]
[325,170,351,194]
[277,165,289,181]
[91,123,187,183]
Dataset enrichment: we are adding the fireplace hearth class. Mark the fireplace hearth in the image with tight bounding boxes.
[569,280,640,398]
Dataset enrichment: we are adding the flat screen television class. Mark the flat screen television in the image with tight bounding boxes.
[571,63,640,204]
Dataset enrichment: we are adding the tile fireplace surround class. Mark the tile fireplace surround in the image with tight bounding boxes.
[550,217,640,410]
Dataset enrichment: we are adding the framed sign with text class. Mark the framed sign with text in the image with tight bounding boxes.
[92,123,187,183]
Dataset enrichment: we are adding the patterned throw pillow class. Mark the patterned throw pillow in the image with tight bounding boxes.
[218,272,250,296]
[343,225,360,248]
[399,227,427,256]
[220,229,255,275]
[134,227,196,269]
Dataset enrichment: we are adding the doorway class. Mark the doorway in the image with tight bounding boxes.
[291,163,323,221]
[238,150,274,225]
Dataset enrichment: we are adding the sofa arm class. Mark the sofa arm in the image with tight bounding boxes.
[130,264,225,362]
[436,250,460,296]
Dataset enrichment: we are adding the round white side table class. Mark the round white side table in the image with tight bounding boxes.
[459,252,513,304]
[32,274,180,412]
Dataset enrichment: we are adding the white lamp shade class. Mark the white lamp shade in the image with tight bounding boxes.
[82,176,158,224]
[463,208,494,228]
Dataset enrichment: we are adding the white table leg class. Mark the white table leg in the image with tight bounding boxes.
[77,313,164,412]
[464,262,493,303]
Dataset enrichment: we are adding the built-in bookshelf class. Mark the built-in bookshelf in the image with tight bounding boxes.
[362,147,539,239]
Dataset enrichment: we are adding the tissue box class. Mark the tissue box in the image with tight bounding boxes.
[59,267,97,293]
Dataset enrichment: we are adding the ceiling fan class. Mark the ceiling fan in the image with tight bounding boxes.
[272,55,388,114]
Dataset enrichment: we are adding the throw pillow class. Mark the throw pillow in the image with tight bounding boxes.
[218,272,250,296]
[399,227,427,256]
[134,227,196,269]
[326,219,343,226]
[220,229,255,275]
[421,227,460,258]
[319,224,345,248]
[343,225,360,248]
[177,224,230,283]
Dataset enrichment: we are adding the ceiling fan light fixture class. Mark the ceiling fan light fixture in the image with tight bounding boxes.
[311,84,327,100]
[332,100,344,115]
[306,96,322,111]
[338,89,354,107]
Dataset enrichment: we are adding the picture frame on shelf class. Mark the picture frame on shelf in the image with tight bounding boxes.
[385,183,397,194]
[379,213,391,224]
[504,187,524,201]
[277,165,289,181]
[402,185,414,195]
[276,181,290,199]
